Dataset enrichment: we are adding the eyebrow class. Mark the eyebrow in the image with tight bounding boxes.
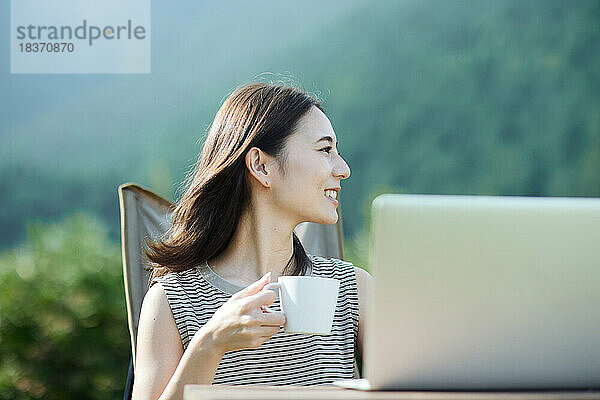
[315,135,338,145]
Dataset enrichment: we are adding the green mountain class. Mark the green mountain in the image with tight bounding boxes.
[2,0,599,251]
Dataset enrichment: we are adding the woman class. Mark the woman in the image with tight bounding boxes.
[132,83,374,399]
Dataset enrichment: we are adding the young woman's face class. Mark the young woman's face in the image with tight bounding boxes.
[270,106,351,225]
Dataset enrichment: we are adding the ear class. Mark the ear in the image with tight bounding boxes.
[245,147,271,188]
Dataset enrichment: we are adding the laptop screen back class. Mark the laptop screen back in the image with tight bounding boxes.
[366,194,600,390]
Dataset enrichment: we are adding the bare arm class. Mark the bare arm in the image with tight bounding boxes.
[132,273,284,400]
[354,266,375,362]
[132,283,224,400]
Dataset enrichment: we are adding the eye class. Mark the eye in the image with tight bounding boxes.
[320,146,332,154]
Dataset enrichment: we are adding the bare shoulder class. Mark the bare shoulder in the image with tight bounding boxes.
[354,266,374,289]
[137,282,182,349]
[353,266,374,310]
[133,283,183,399]
[353,266,374,359]
[141,282,171,315]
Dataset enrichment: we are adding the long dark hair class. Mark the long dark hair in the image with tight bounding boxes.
[145,82,324,282]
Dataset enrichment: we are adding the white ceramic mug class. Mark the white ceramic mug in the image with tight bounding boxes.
[263,276,340,335]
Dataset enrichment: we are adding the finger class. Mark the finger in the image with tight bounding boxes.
[256,325,282,337]
[258,310,286,326]
[233,272,271,299]
[246,287,277,308]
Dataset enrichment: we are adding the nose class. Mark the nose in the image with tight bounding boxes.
[334,153,351,180]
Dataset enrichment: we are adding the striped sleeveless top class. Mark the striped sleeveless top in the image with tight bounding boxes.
[151,254,360,385]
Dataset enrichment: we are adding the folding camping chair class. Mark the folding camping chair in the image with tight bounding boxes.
[118,182,348,399]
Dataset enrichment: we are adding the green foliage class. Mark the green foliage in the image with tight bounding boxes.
[277,0,600,236]
[3,1,600,251]
[0,213,129,399]
[0,165,123,251]
[0,2,599,393]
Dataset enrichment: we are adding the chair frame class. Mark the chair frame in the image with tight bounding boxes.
[118,182,346,399]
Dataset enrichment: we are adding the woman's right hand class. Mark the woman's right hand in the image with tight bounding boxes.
[198,272,285,354]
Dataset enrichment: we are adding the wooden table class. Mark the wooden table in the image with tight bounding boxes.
[184,385,600,400]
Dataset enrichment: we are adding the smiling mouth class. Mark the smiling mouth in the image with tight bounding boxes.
[324,190,338,200]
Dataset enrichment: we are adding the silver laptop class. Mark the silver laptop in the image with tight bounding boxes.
[335,194,600,390]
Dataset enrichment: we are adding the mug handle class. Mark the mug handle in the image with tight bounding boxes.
[261,282,283,314]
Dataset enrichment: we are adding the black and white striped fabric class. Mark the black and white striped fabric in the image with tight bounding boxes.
[151,254,360,385]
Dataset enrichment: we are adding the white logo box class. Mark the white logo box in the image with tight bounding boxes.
[11,0,151,74]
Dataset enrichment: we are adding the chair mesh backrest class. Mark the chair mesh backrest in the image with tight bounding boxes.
[118,182,345,367]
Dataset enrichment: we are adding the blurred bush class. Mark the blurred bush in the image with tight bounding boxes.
[0,213,129,399]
